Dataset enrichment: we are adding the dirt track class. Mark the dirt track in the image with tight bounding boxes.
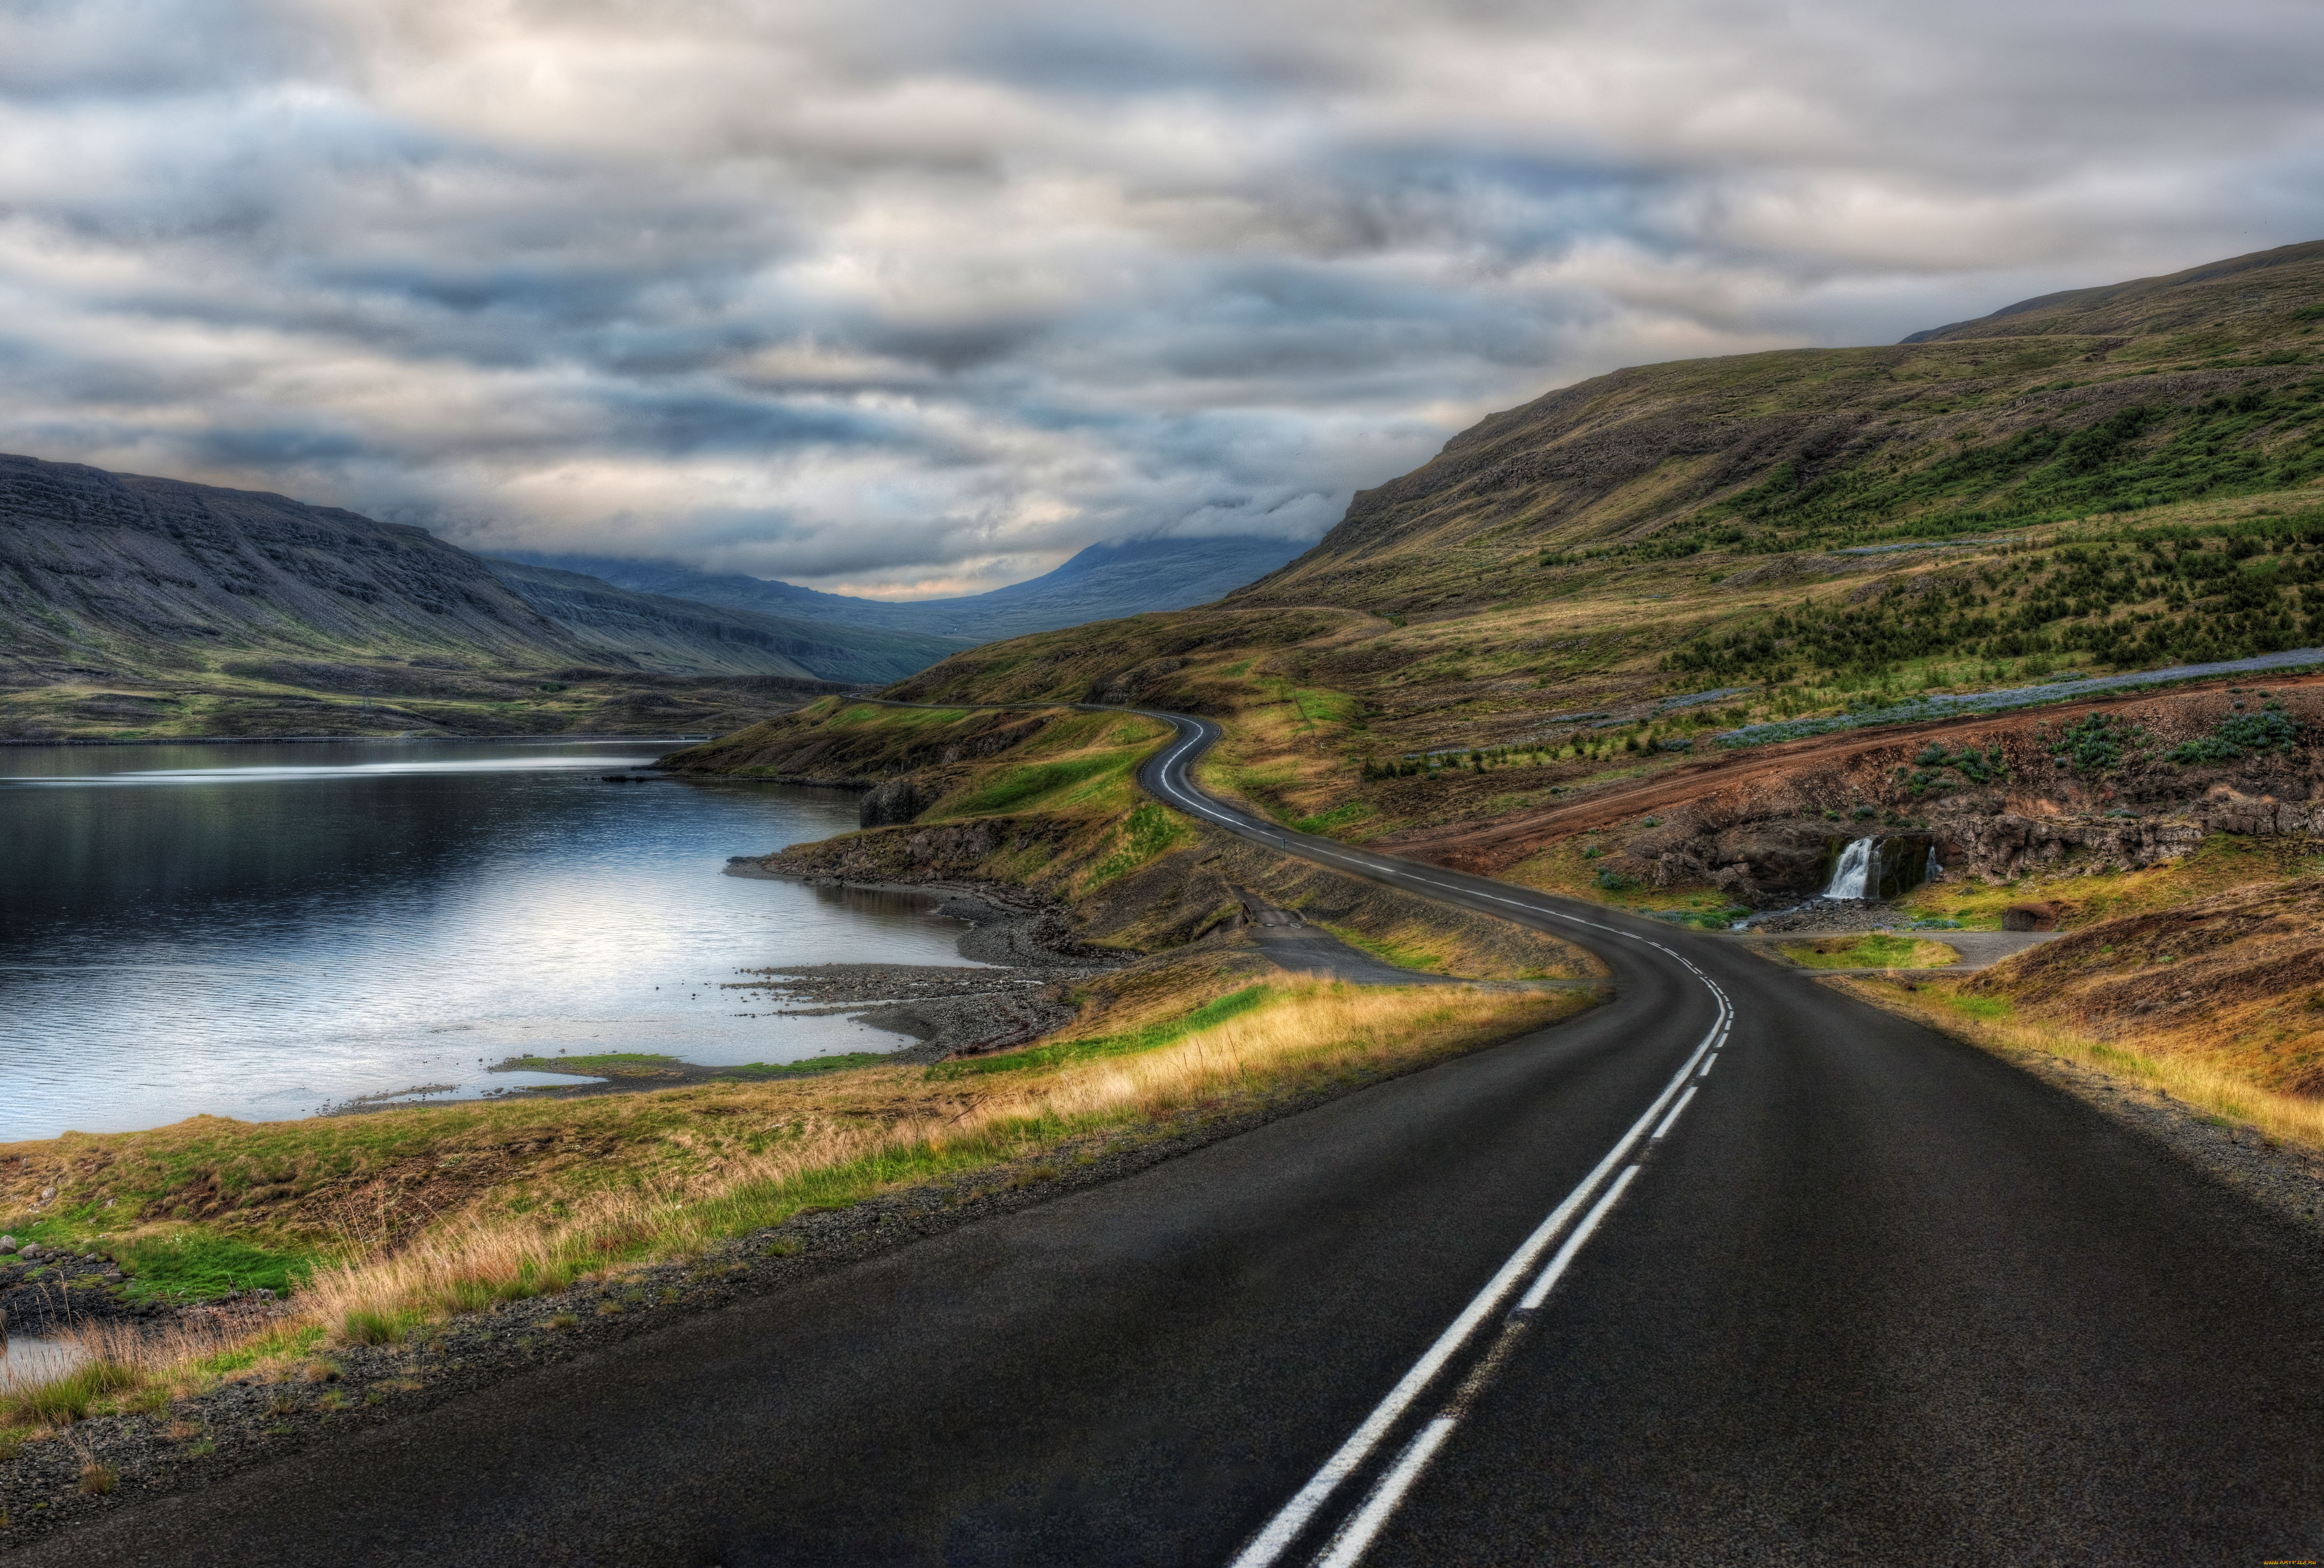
[1375,671,2324,874]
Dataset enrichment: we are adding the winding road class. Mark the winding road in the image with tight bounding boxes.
[23,710,2324,1566]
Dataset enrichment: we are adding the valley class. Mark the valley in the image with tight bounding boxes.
[9,238,2324,1562]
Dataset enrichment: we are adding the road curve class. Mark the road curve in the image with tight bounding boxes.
[19,711,2324,1566]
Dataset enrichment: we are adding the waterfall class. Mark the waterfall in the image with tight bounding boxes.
[1823,836,1878,899]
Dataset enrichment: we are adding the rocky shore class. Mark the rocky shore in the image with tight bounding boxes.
[723,877,1122,1063]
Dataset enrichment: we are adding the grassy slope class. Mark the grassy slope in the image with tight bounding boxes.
[1841,877,2324,1149]
[1241,239,2324,613]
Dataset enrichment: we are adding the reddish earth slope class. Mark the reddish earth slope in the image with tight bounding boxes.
[1379,672,2324,881]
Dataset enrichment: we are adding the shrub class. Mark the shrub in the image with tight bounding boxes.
[2050,713,2143,774]
[1594,868,1639,892]
[2170,701,2300,764]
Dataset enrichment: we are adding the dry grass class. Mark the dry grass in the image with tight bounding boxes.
[1952,875,2324,1091]
[0,1308,280,1441]
[1780,935,1960,970]
[1899,834,2324,931]
[299,978,1580,1336]
[1835,875,2324,1148]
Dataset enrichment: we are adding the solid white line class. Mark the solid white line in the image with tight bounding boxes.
[1517,1164,1641,1311]
[1150,711,1732,1568]
[1652,1086,1698,1141]
[1309,1418,1459,1568]
[1225,1023,1720,1568]
[1308,1166,1648,1568]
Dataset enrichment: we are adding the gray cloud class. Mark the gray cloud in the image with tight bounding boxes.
[2,0,2322,594]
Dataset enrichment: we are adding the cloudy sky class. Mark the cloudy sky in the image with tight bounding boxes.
[6,0,2323,597]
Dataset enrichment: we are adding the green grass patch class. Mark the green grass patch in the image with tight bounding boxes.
[1085,800,1192,888]
[1781,933,1959,969]
[1314,924,1444,972]
[116,1232,315,1300]
[711,1054,898,1081]
[195,1320,330,1376]
[934,751,1141,819]
[930,986,1275,1079]
[1289,687,1362,727]
[826,702,969,730]
[1939,992,2015,1021]
[0,1361,138,1427]
[1291,801,1376,837]
[500,1053,683,1078]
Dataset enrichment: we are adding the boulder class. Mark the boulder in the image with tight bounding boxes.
[2002,902,2063,932]
[859,776,928,829]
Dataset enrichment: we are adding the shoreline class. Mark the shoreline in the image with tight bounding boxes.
[0,733,716,748]
[313,876,1125,1114]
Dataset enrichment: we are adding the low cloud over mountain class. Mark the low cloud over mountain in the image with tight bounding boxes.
[6,0,2323,596]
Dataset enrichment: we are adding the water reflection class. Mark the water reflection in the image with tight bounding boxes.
[0,740,975,1141]
[0,1334,87,1393]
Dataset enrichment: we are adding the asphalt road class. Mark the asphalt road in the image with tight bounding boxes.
[25,711,2324,1565]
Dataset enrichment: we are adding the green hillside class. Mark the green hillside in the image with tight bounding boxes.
[1239,239,2324,616]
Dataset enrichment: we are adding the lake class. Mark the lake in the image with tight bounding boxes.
[0,740,976,1143]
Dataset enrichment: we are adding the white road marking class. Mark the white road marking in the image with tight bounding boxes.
[1652,1087,1698,1140]
[1313,1164,1647,1568]
[1309,1418,1457,1568]
[1219,1006,1716,1568]
[1517,1163,1642,1311]
[1700,1053,1719,1079]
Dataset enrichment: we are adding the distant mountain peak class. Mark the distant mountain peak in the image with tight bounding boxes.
[496,533,1309,641]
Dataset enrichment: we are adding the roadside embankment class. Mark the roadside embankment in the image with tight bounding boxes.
[1834,875,2324,1217]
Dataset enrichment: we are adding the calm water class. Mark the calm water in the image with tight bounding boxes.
[0,740,977,1141]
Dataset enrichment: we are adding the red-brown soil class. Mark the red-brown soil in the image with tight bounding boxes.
[1377,672,2324,876]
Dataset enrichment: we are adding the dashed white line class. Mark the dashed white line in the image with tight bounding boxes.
[1223,980,1725,1568]
[1143,710,1737,1568]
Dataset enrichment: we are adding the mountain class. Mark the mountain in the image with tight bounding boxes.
[500,534,1310,642]
[479,559,967,684]
[1233,238,2324,614]
[1899,239,2324,343]
[0,453,963,738]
